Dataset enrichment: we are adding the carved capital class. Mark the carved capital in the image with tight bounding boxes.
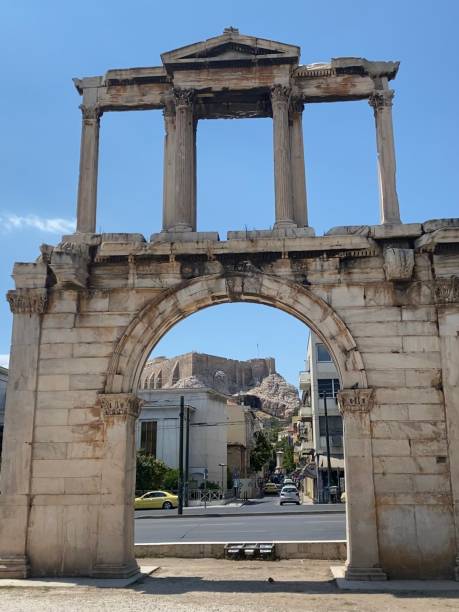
[98,393,143,419]
[173,88,195,109]
[434,277,459,304]
[337,388,374,415]
[6,288,48,315]
[80,105,102,124]
[368,90,394,111]
[270,84,291,106]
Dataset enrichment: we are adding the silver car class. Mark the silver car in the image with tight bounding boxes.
[279,485,300,505]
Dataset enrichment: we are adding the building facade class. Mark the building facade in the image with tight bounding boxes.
[136,387,228,488]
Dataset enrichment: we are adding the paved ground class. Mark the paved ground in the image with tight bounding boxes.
[2,559,458,611]
[135,512,347,543]
[135,496,345,519]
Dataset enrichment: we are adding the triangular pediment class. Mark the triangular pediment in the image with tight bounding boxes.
[161,28,300,71]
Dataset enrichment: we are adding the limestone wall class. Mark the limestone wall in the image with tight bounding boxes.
[0,221,457,579]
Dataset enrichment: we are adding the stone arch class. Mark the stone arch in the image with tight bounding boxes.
[105,273,367,395]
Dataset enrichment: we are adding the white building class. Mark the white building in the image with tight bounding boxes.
[301,333,343,457]
[0,366,7,460]
[136,387,228,489]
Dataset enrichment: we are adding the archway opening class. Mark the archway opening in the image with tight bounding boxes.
[131,300,347,545]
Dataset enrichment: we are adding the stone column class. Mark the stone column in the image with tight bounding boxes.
[369,90,401,225]
[271,85,295,228]
[289,99,308,227]
[171,88,195,233]
[192,118,198,232]
[0,278,48,578]
[76,105,102,234]
[162,103,176,231]
[337,388,386,580]
[435,278,459,579]
[93,394,142,578]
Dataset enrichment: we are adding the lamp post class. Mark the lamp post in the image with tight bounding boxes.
[218,463,226,498]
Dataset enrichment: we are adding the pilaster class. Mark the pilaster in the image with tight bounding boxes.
[162,100,176,231]
[271,85,295,229]
[76,105,102,234]
[337,388,387,580]
[369,90,401,225]
[92,394,142,578]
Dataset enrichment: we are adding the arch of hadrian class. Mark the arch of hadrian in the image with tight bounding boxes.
[1,28,459,581]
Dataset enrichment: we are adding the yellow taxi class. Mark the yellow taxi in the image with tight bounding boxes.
[263,482,279,495]
[134,490,178,510]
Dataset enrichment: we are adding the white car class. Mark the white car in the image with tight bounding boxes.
[279,485,300,505]
[283,478,294,486]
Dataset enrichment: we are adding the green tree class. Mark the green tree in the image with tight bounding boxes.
[135,451,168,492]
[250,431,274,472]
[163,468,179,492]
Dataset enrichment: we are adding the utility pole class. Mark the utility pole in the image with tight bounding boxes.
[178,396,184,515]
[322,391,333,504]
[184,405,190,507]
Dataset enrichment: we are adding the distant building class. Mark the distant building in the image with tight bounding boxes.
[226,398,263,479]
[0,366,7,460]
[136,387,228,489]
[298,333,344,502]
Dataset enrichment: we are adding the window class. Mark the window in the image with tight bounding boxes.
[316,343,332,362]
[317,378,341,398]
[140,420,157,456]
[319,416,343,436]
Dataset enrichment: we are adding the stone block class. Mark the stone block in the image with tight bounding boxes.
[363,351,441,370]
[374,473,413,493]
[405,369,442,388]
[372,420,446,440]
[401,306,437,321]
[375,387,443,404]
[367,370,406,387]
[72,342,115,358]
[340,306,401,323]
[330,286,365,307]
[373,456,448,475]
[41,327,120,345]
[67,442,105,459]
[34,424,103,443]
[31,477,65,494]
[46,292,79,314]
[413,505,456,578]
[413,474,451,494]
[41,314,76,329]
[39,357,109,376]
[68,407,101,425]
[377,505,420,579]
[69,374,106,391]
[64,476,101,494]
[35,409,69,427]
[372,439,411,456]
[40,343,73,359]
[370,405,408,421]
[32,442,67,460]
[356,336,402,353]
[33,459,102,478]
[407,404,445,421]
[37,375,70,392]
[402,336,441,352]
[151,230,220,242]
[410,439,449,456]
[423,218,459,233]
[76,313,132,328]
[37,390,98,410]
[372,223,423,239]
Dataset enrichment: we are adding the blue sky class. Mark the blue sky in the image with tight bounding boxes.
[0,1,458,385]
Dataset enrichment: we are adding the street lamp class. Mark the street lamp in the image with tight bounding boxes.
[218,463,227,496]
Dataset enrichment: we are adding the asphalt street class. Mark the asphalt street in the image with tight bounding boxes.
[135,510,346,543]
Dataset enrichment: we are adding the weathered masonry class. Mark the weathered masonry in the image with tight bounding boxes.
[0,29,458,582]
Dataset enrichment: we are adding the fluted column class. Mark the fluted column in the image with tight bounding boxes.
[271,85,295,228]
[162,102,176,231]
[289,99,308,227]
[76,105,101,233]
[171,88,195,232]
[369,90,401,224]
[337,389,386,581]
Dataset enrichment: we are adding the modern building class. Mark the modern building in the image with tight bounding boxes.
[298,333,344,502]
[136,387,228,489]
[0,366,7,461]
[226,398,263,479]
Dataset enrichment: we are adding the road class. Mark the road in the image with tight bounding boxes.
[135,510,346,543]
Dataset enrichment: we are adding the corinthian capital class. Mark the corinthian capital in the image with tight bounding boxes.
[6,288,48,314]
[80,104,102,124]
[98,393,143,420]
[368,90,394,111]
[270,84,291,107]
[173,88,195,109]
[337,388,374,415]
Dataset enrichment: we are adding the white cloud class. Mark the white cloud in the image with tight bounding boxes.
[0,354,10,368]
[0,213,76,235]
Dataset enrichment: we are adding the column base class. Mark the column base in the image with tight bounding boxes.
[92,560,140,579]
[0,556,30,579]
[344,566,387,581]
[151,230,220,243]
[227,227,315,240]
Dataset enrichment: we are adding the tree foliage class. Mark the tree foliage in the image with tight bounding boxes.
[135,451,168,491]
[250,430,274,472]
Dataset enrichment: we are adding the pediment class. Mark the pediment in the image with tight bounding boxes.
[161,28,300,71]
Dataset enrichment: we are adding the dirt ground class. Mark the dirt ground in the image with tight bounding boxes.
[1,558,458,612]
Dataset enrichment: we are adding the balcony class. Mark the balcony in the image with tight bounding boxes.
[299,371,311,390]
[299,405,312,418]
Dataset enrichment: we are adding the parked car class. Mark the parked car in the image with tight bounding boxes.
[279,485,300,505]
[134,490,178,510]
[263,482,279,495]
